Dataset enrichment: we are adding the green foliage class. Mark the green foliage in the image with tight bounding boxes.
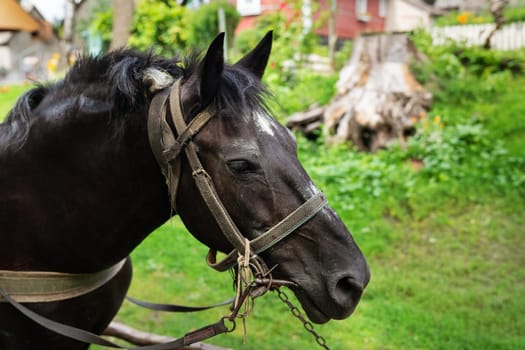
[233,0,319,88]
[0,85,32,120]
[433,10,493,26]
[232,28,260,56]
[129,0,189,55]
[77,0,112,49]
[297,118,524,222]
[267,70,338,119]
[409,29,524,108]
[505,5,525,22]
[90,0,240,56]
[334,40,353,70]
[433,6,525,26]
[90,7,113,50]
[406,118,525,189]
[187,2,239,51]
[255,9,318,73]
[228,0,339,119]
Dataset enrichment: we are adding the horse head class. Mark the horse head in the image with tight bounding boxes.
[158,32,371,324]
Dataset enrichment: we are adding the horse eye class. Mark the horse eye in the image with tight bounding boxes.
[227,160,255,174]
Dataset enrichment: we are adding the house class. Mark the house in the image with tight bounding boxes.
[231,0,433,39]
[385,0,434,32]
[314,0,387,39]
[0,0,62,83]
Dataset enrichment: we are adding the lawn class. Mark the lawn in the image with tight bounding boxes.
[1,60,524,350]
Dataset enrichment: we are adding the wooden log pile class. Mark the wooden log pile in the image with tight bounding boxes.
[286,33,432,152]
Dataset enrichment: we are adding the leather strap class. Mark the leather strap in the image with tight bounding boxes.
[0,287,126,348]
[126,295,234,313]
[0,259,127,303]
[147,88,181,212]
[0,286,230,349]
[251,192,327,254]
[168,80,248,254]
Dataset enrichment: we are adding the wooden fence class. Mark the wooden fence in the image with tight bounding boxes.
[430,21,525,50]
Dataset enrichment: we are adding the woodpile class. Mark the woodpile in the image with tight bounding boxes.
[286,33,432,152]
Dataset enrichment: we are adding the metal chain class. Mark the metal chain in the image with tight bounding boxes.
[275,289,330,350]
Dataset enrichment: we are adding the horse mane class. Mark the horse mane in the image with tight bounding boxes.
[1,48,271,152]
[65,49,186,111]
[1,85,48,151]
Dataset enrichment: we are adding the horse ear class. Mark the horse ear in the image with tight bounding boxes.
[198,32,225,106]
[234,31,272,79]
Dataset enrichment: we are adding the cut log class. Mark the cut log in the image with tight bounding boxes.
[286,32,432,152]
[286,104,326,138]
[103,321,231,350]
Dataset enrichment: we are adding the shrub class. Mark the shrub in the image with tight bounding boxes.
[409,29,524,109]
[90,1,189,55]
[433,6,525,26]
[129,0,189,55]
[234,28,260,56]
[187,2,240,51]
[267,70,338,118]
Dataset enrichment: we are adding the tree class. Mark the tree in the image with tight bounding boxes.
[110,0,135,50]
[328,0,337,70]
[483,0,509,49]
[63,0,87,45]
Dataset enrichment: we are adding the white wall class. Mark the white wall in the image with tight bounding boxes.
[385,0,431,32]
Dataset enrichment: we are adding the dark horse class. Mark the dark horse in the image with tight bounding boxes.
[0,33,370,349]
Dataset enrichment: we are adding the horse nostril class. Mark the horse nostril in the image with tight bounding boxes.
[332,276,364,308]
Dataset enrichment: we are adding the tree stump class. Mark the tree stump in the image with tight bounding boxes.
[286,33,432,152]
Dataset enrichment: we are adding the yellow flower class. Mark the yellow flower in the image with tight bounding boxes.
[458,13,468,24]
[433,116,441,125]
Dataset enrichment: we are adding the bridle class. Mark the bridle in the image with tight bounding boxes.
[147,78,327,283]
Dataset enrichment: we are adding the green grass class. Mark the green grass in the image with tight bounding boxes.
[1,62,524,349]
[0,84,33,119]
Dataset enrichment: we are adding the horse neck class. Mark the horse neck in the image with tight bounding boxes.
[0,112,171,273]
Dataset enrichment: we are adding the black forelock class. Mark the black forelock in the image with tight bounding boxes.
[214,65,270,116]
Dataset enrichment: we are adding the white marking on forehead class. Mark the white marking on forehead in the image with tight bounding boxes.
[254,111,276,136]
